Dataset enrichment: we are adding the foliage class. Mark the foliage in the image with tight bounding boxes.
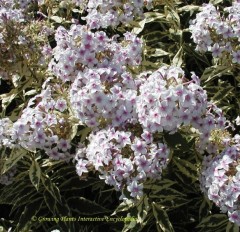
[0,0,240,232]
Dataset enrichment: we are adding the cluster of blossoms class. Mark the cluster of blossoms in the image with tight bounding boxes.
[0,166,17,186]
[0,0,52,82]
[0,0,25,79]
[136,67,208,133]
[49,24,142,82]
[136,67,228,154]
[0,84,73,160]
[0,0,25,24]
[80,0,153,29]
[72,64,228,198]
[37,0,153,29]
[76,128,170,198]
[200,135,240,225]
[70,67,137,128]
[189,2,240,64]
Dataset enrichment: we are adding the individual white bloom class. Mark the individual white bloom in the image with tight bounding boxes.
[127,181,143,198]
[76,159,89,176]
[235,116,240,125]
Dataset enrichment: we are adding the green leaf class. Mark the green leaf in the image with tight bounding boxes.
[144,12,166,24]
[209,0,224,5]
[226,221,239,232]
[29,160,41,190]
[151,48,170,57]
[60,176,101,190]
[54,198,73,231]
[15,198,43,232]
[183,44,211,67]
[164,5,180,29]
[67,197,111,215]
[2,149,27,174]
[178,5,200,14]
[0,180,33,204]
[10,190,38,216]
[41,174,62,203]
[144,179,176,193]
[212,86,234,104]
[0,90,18,114]
[43,190,56,215]
[197,214,228,229]
[173,157,198,182]
[78,127,92,143]
[201,65,232,84]
[172,46,183,67]
[136,196,149,223]
[152,202,174,232]
[164,132,189,151]
[112,199,134,215]
[51,16,63,23]
[132,18,146,34]
[199,198,212,221]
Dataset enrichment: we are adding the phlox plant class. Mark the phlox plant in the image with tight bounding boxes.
[0,0,240,232]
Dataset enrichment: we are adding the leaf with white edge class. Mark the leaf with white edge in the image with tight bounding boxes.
[122,213,138,232]
[132,18,146,34]
[112,199,134,215]
[41,174,62,203]
[15,198,43,232]
[196,214,228,229]
[150,187,186,198]
[60,176,101,190]
[173,158,198,182]
[152,202,174,232]
[29,160,41,191]
[24,89,37,96]
[172,46,183,67]
[51,16,63,23]
[199,198,212,221]
[67,197,111,215]
[2,149,27,174]
[212,86,234,104]
[0,90,18,113]
[151,48,170,57]
[178,5,200,14]
[209,0,224,4]
[144,12,166,23]
[173,157,198,182]
[10,189,38,216]
[165,5,180,29]
[144,179,176,192]
[201,65,232,84]
[136,196,149,223]
[44,190,56,215]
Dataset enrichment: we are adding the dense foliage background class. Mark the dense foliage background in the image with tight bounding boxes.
[0,0,240,231]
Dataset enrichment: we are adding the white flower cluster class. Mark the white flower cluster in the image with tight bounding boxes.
[189,2,240,64]
[75,128,170,198]
[200,140,240,225]
[70,68,137,128]
[136,67,208,133]
[74,0,153,29]
[0,0,25,24]
[136,67,228,154]
[0,85,72,160]
[49,25,142,82]
[73,65,228,198]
